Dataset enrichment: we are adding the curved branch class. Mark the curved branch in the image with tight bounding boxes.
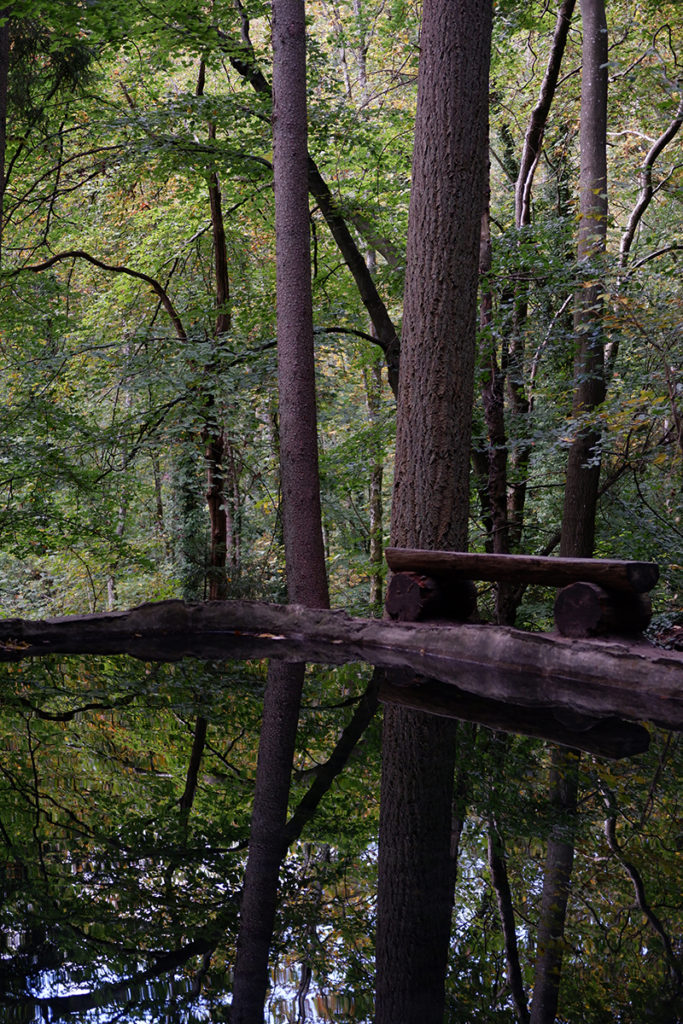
[619,96,683,267]
[6,249,188,341]
[315,324,379,345]
[603,804,682,987]
[515,0,576,228]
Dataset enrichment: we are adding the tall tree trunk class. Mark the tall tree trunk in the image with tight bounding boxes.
[0,8,9,269]
[560,0,608,561]
[198,66,233,602]
[377,1,491,1021]
[271,0,328,609]
[364,251,384,612]
[231,3,329,1018]
[531,7,607,1021]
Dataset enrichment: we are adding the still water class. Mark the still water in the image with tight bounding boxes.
[0,650,680,1022]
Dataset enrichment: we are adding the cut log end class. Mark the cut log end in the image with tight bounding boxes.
[385,572,477,623]
[554,582,652,639]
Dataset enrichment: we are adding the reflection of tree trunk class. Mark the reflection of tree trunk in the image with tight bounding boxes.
[375,706,458,1024]
[529,747,579,1024]
[231,660,305,1024]
[179,715,208,815]
[488,817,530,1024]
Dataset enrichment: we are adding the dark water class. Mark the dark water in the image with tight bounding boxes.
[0,651,680,1023]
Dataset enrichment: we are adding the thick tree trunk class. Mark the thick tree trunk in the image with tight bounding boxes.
[378,1,491,1020]
[390,3,490,553]
[375,706,459,1024]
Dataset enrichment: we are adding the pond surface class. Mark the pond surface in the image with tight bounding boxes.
[0,650,680,1023]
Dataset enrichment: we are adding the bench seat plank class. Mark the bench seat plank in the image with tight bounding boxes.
[385,548,659,594]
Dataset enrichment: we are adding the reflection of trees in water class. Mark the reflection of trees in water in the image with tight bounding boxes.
[0,653,680,1021]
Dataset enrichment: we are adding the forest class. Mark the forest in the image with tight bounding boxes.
[0,0,681,1021]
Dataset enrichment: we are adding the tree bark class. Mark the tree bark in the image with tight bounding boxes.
[377,1,492,1020]
[560,0,608,561]
[532,9,608,1018]
[272,0,329,610]
[529,748,580,1024]
[0,9,9,268]
[231,660,305,1024]
[231,4,329,1017]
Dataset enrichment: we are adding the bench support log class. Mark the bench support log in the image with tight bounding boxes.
[554,583,652,638]
[385,572,477,622]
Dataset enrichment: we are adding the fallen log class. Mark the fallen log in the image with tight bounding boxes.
[385,548,659,594]
[0,598,681,731]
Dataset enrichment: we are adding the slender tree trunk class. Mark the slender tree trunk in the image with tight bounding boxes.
[515,0,577,228]
[199,66,233,601]
[531,10,607,1021]
[367,357,384,611]
[529,748,580,1024]
[231,659,305,1024]
[272,0,329,609]
[364,251,384,612]
[231,4,329,1018]
[377,1,491,1021]
[560,0,608,561]
[0,9,8,269]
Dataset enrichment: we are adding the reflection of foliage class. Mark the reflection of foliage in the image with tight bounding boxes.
[0,655,382,1019]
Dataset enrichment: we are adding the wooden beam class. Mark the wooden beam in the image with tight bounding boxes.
[385,548,659,593]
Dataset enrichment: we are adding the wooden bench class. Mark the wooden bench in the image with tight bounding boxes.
[385,548,659,638]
